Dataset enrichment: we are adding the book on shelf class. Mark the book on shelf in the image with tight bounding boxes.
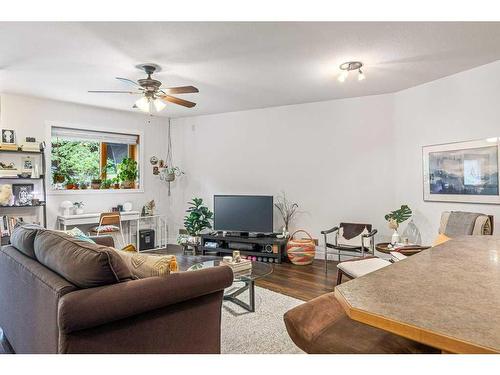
[0,144,19,151]
[0,216,40,238]
[0,168,20,177]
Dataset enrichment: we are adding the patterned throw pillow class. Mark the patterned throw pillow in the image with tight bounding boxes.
[113,249,178,278]
[58,227,96,244]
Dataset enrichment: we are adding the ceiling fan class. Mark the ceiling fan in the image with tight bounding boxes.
[88,63,199,113]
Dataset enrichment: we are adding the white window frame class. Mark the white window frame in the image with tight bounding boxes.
[45,121,145,195]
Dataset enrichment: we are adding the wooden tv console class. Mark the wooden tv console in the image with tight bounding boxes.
[200,234,288,264]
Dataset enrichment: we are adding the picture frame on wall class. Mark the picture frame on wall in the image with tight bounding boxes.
[423,138,500,204]
[1,129,16,144]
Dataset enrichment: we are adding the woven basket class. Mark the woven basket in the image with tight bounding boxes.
[286,230,316,265]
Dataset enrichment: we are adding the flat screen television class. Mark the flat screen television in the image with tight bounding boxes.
[214,195,273,233]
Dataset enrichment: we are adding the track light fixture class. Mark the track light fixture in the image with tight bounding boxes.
[338,61,365,82]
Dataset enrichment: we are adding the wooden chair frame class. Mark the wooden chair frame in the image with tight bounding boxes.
[91,212,125,247]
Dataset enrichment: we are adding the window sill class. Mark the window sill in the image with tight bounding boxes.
[48,188,144,195]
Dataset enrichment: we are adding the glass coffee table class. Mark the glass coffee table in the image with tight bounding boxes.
[188,260,273,312]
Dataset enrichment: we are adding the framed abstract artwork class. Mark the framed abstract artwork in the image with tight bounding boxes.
[423,138,500,204]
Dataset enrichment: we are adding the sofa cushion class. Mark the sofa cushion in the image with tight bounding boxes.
[34,230,133,288]
[114,249,178,278]
[9,224,45,259]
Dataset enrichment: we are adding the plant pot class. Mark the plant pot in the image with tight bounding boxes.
[65,184,75,190]
[75,208,84,215]
[165,173,176,182]
[391,229,400,245]
[121,180,135,189]
[54,174,65,183]
[113,183,120,189]
[91,180,102,189]
[187,235,201,245]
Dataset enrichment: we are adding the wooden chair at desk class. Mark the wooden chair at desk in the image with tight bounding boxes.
[89,212,126,248]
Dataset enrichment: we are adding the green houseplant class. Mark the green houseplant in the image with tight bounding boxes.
[385,204,412,244]
[183,198,213,245]
[117,158,138,189]
[164,166,184,182]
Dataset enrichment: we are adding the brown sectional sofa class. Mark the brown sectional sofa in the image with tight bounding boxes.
[0,225,233,354]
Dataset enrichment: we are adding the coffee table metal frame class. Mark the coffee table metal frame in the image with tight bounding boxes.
[188,260,273,312]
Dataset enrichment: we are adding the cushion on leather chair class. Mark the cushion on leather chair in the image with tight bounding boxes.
[284,292,439,354]
[337,257,391,279]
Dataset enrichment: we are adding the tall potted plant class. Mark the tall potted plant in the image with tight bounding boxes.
[183,197,213,245]
[117,158,138,189]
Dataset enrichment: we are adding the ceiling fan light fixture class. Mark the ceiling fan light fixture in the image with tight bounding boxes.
[153,98,167,112]
[338,70,349,82]
[358,69,366,81]
[135,97,150,112]
[338,61,365,83]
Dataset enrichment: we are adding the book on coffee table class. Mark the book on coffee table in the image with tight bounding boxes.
[221,258,252,273]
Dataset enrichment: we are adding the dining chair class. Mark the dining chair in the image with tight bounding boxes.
[89,212,126,248]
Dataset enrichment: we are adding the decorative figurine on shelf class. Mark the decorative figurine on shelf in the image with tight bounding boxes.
[141,200,155,216]
[0,184,13,206]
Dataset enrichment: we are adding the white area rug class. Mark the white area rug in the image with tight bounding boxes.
[221,284,304,354]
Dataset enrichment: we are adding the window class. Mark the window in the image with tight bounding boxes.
[51,126,140,190]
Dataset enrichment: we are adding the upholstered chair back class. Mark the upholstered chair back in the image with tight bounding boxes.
[439,211,493,236]
[337,223,373,247]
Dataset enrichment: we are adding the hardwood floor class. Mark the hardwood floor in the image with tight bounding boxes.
[255,258,338,301]
[152,245,339,301]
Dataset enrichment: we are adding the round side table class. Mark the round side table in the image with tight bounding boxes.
[376,242,430,256]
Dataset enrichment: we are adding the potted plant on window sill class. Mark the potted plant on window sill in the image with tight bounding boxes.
[183,197,213,249]
[65,177,77,190]
[117,158,137,189]
[91,178,102,190]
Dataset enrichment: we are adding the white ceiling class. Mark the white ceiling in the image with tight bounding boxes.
[1,22,500,118]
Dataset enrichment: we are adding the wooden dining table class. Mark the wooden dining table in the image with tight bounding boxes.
[335,236,500,353]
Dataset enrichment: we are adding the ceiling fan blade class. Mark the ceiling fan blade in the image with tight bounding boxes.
[115,77,142,88]
[88,90,141,94]
[163,85,199,94]
[159,95,196,108]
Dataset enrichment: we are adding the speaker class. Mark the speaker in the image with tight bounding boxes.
[139,229,155,251]
[263,244,273,253]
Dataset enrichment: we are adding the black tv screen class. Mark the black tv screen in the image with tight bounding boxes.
[214,195,273,233]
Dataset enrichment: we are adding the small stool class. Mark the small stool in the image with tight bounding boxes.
[284,292,439,354]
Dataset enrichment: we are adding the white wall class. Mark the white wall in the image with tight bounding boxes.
[0,94,170,229]
[170,94,396,249]
[4,60,500,248]
[394,60,500,242]
[170,60,500,248]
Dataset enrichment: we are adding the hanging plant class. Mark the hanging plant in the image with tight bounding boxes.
[162,118,184,195]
